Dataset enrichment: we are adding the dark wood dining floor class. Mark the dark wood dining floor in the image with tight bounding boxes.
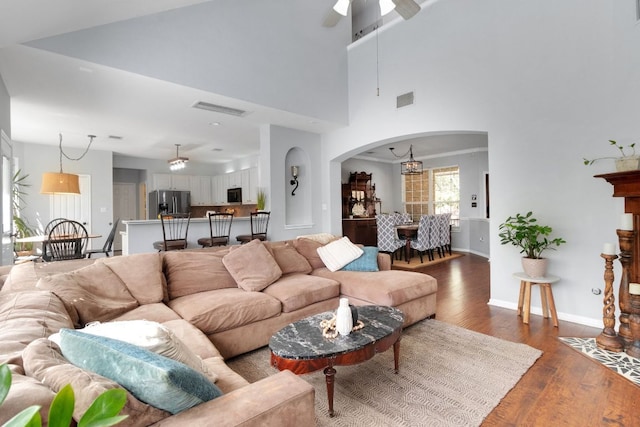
[393,253,640,426]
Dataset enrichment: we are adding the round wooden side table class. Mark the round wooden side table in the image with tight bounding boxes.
[513,272,560,327]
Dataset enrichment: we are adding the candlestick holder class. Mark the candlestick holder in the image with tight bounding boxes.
[617,229,635,348]
[596,253,623,352]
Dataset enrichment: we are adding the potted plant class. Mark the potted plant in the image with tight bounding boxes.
[583,139,639,171]
[256,188,266,211]
[498,211,566,278]
[12,170,37,255]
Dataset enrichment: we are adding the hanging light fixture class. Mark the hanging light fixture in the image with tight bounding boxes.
[168,144,189,171]
[41,134,95,195]
[389,144,423,175]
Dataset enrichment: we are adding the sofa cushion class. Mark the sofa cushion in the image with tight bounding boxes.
[313,269,438,306]
[265,241,312,275]
[168,288,282,335]
[316,236,364,272]
[296,233,339,245]
[223,239,282,291]
[262,274,340,313]
[36,263,139,327]
[341,246,380,272]
[110,302,181,324]
[58,329,223,415]
[50,320,216,383]
[99,253,165,304]
[0,259,96,294]
[0,290,73,366]
[23,338,169,425]
[0,372,56,425]
[292,238,326,269]
[163,249,237,299]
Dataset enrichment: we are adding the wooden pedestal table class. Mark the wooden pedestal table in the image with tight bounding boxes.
[395,224,418,263]
[514,272,560,327]
[269,306,404,417]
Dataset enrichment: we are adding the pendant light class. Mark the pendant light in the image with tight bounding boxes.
[168,144,189,171]
[41,134,95,195]
[389,144,423,175]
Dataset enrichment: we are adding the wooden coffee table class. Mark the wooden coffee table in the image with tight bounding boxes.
[269,305,404,417]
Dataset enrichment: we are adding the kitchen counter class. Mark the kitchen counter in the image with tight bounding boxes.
[122,217,253,255]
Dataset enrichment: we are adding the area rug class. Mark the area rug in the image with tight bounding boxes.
[227,319,542,426]
[391,252,464,271]
[559,337,640,387]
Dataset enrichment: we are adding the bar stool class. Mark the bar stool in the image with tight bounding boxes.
[514,272,560,327]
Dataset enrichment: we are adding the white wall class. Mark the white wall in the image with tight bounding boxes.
[323,0,640,326]
[17,142,114,247]
[0,74,9,136]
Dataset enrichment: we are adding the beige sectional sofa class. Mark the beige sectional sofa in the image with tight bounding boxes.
[0,237,437,426]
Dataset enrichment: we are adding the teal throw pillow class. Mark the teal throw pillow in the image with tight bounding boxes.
[341,246,379,272]
[58,328,222,414]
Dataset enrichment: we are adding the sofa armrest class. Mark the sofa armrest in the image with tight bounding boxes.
[151,370,314,427]
[377,252,391,271]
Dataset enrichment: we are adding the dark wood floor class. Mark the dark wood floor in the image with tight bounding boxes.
[394,253,639,427]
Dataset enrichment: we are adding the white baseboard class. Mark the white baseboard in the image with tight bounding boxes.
[488,299,602,328]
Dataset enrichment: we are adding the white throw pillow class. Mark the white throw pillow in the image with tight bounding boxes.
[316,236,364,272]
[50,319,217,382]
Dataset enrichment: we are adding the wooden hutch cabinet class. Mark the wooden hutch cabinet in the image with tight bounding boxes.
[341,172,379,246]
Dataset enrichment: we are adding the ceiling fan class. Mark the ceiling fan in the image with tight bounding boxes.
[323,0,421,27]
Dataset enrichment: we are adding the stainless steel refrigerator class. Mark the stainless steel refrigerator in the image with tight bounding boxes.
[149,190,191,219]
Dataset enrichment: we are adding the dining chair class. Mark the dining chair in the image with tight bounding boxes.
[153,213,191,251]
[436,213,452,257]
[198,213,233,247]
[236,211,270,244]
[376,214,404,263]
[86,218,120,258]
[410,215,438,263]
[42,218,68,261]
[46,220,89,261]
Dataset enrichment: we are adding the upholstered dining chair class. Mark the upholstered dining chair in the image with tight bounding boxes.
[436,213,452,257]
[236,211,270,244]
[410,215,438,263]
[46,219,89,261]
[153,213,191,251]
[198,213,233,247]
[86,218,120,258]
[376,214,404,263]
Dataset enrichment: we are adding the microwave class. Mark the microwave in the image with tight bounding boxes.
[227,187,242,204]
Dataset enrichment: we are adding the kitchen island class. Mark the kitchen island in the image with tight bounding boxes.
[122,217,253,255]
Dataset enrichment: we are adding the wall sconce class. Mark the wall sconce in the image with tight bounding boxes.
[290,165,299,196]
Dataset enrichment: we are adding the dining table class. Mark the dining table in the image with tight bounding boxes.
[15,233,102,261]
[395,223,419,263]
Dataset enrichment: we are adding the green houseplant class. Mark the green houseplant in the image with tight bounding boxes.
[498,211,566,278]
[583,139,639,171]
[256,188,266,211]
[12,170,37,254]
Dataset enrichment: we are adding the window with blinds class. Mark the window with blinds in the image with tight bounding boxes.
[402,166,460,227]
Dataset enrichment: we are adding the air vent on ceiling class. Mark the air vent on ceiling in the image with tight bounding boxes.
[192,101,247,117]
[108,135,123,140]
[397,91,414,109]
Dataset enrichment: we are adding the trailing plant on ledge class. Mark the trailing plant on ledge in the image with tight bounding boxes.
[498,211,566,259]
[583,140,637,166]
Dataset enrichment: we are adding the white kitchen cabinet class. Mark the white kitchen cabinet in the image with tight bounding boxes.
[214,174,229,204]
[242,167,259,204]
[189,175,213,206]
[228,171,242,188]
[153,173,191,191]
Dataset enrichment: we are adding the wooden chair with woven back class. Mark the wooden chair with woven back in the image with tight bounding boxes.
[153,213,191,251]
[197,213,233,248]
[46,219,89,261]
[235,211,270,244]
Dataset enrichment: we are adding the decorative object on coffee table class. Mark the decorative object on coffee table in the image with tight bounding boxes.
[269,305,404,417]
[336,298,353,336]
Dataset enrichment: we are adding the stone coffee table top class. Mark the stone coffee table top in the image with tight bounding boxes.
[269,305,404,360]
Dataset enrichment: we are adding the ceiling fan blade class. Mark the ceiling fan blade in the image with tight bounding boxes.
[322,8,343,27]
[392,0,421,20]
